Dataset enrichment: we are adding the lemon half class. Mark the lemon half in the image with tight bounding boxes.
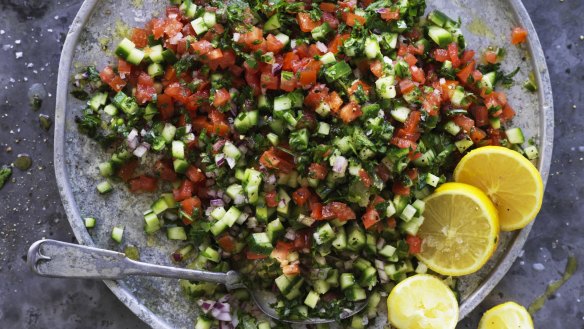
[416,182,499,276]
[478,301,534,329]
[387,274,459,329]
[454,146,544,231]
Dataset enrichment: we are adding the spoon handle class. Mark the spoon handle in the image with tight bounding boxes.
[27,239,242,289]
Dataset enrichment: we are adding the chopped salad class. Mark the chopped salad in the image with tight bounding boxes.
[72,0,538,327]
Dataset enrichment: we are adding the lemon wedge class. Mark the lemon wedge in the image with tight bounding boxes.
[416,182,499,276]
[387,274,459,329]
[453,146,544,231]
[478,301,534,329]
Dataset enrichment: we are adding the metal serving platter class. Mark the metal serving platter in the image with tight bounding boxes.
[54,0,553,328]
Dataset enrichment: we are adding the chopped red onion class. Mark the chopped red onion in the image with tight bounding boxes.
[213,139,226,153]
[271,63,283,75]
[133,144,148,158]
[169,32,183,45]
[278,198,287,208]
[266,174,276,185]
[332,156,348,174]
[233,33,241,42]
[210,199,225,207]
[127,137,139,150]
[376,238,386,250]
[219,320,233,329]
[206,171,217,178]
[215,153,226,166]
[230,103,238,116]
[285,229,296,240]
[225,156,236,169]
[233,194,245,205]
[375,259,385,269]
[291,39,297,48]
[206,179,215,187]
[184,124,192,134]
[207,189,217,197]
[222,194,232,204]
[353,68,362,79]
[231,312,239,328]
[316,41,328,53]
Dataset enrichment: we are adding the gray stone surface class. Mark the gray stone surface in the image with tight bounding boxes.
[0,0,582,328]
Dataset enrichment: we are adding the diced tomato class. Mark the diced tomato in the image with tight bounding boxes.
[304,84,329,109]
[157,94,175,120]
[282,263,300,275]
[511,27,528,45]
[191,40,214,55]
[391,137,417,149]
[471,106,489,127]
[376,163,391,182]
[362,208,380,230]
[452,114,475,132]
[392,181,410,196]
[358,169,372,188]
[325,202,356,221]
[117,159,139,182]
[293,230,312,250]
[472,70,483,82]
[406,235,422,254]
[308,44,326,57]
[265,190,279,208]
[118,59,132,76]
[186,165,205,183]
[387,217,397,229]
[319,2,337,12]
[266,34,285,54]
[280,73,298,92]
[342,12,366,27]
[259,147,295,173]
[410,66,425,84]
[129,175,158,193]
[130,28,149,48]
[348,80,371,96]
[271,243,290,263]
[448,42,461,68]
[180,196,201,223]
[432,48,449,62]
[399,79,416,94]
[422,90,441,116]
[339,101,362,123]
[164,19,183,38]
[216,50,236,69]
[327,91,343,113]
[404,53,418,67]
[162,66,178,86]
[379,8,400,21]
[457,60,475,84]
[484,50,498,64]
[108,75,127,93]
[165,82,191,104]
[308,163,328,180]
[246,251,268,260]
[310,202,324,220]
[151,18,165,39]
[212,88,231,107]
[470,127,487,143]
[328,34,350,54]
[216,235,236,252]
[282,52,299,71]
[292,187,311,207]
[154,159,177,182]
[370,60,384,78]
[501,103,516,122]
[440,80,459,101]
[135,73,156,105]
[461,50,475,64]
[298,70,317,87]
[403,110,422,134]
[173,179,194,202]
[261,72,280,90]
[297,12,321,32]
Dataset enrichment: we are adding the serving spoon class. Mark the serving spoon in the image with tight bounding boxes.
[27,239,366,324]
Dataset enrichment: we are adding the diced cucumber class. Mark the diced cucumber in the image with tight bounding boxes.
[376,76,397,99]
[391,106,411,123]
[264,14,281,31]
[450,87,466,107]
[505,127,525,144]
[400,204,417,222]
[312,23,332,41]
[89,92,107,111]
[276,188,291,217]
[127,48,145,65]
[222,206,242,228]
[111,226,124,243]
[444,120,461,136]
[304,290,320,309]
[147,62,164,77]
[191,17,208,35]
[379,245,397,258]
[320,52,336,65]
[173,159,189,174]
[315,102,331,117]
[347,225,366,251]
[103,104,118,116]
[167,226,187,240]
[480,71,497,93]
[172,140,185,159]
[325,61,352,82]
[180,1,198,19]
[317,122,330,135]
[202,246,221,263]
[427,10,454,28]
[346,286,367,302]
[195,316,212,329]
[332,226,347,250]
[350,315,365,329]
[203,12,216,28]
[367,291,382,317]
[313,279,330,294]
[401,216,424,236]
[267,132,279,146]
[385,200,397,218]
[266,218,285,242]
[490,117,501,129]
[115,38,135,59]
[84,217,96,228]
[273,94,292,112]
[248,232,273,255]
[523,145,539,160]
[234,110,259,134]
[455,135,474,153]
[258,322,271,329]
[381,32,398,50]
[143,210,161,234]
[425,173,440,187]
[340,273,356,290]
[365,37,381,59]
[428,26,453,47]
[98,161,114,177]
[96,181,113,194]
[313,223,335,245]
[359,266,378,288]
